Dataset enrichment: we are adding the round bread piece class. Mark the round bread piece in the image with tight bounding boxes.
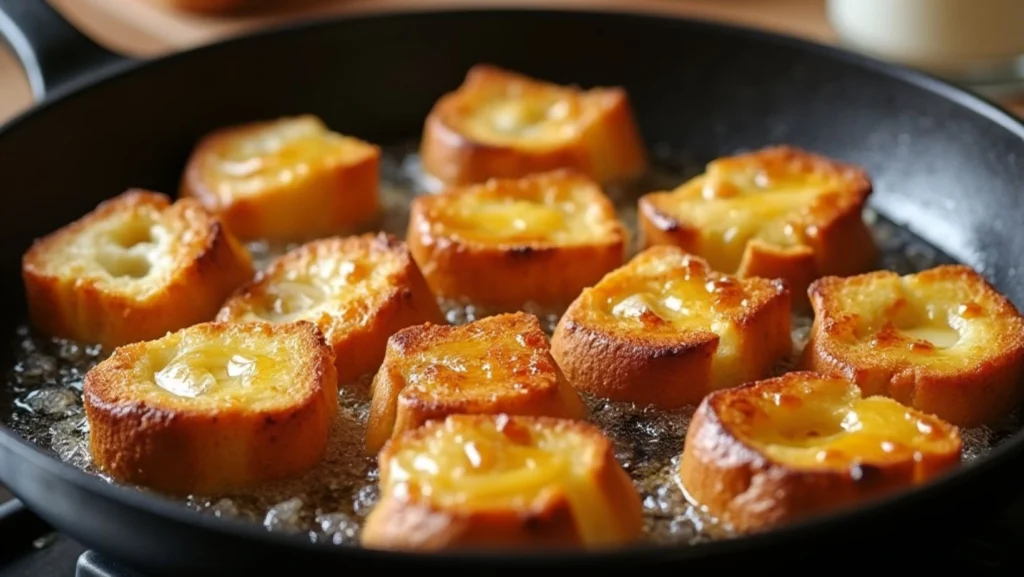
[21,189,254,351]
[407,169,626,310]
[366,312,587,454]
[679,371,962,533]
[806,265,1024,427]
[638,145,876,307]
[83,320,338,495]
[551,245,791,409]
[218,233,443,385]
[362,414,644,551]
[420,64,648,187]
[181,114,380,242]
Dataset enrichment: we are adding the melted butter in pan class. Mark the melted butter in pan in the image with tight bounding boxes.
[2,141,1019,546]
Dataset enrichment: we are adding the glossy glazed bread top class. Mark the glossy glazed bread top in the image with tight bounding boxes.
[83,320,338,495]
[639,146,876,306]
[362,414,643,551]
[806,265,1024,427]
[680,371,961,532]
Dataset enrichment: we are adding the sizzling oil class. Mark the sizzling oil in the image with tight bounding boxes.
[2,142,1021,546]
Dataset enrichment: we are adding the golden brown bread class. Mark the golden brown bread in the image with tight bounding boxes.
[21,189,254,351]
[679,371,962,533]
[362,414,644,551]
[217,233,443,385]
[83,320,338,496]
[551,245,791,409]
[406,169,626,310]
[365,312,587,454]
[180,114,380,242]
[420,64,648,187]
[638,145,876,307]
[805,265,1024,427]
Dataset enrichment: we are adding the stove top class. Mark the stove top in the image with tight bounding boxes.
[0,528,144,577]
[3,497,1024,576]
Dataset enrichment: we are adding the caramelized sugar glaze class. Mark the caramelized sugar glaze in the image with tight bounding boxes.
[2,142,1020,546]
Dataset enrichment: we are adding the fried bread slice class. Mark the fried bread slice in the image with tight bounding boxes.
[806,265,1024,427]
[218,233,443,384]
[366,312,587,454]
[551,245,791,408]
[679,371,961,532]
[407,169,626,310]
[362,414,644,551]
[22,189,254,350]
[421,64,647,187]
[84,321,338,495]
[639,146,876,306]
[181,114,380,242]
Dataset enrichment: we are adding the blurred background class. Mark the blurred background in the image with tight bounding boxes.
[3,0,1024,124]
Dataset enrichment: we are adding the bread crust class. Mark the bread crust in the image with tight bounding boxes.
[83,320,338,495]
[638,145,876,307]
[21,189,254,350]
[180,114,380,242]
[806,265,1024,427]
[421,64,648,187]
[362,414,643,551]
[679,371,961,533]
[407,169,626,309]
[218,233,443,385]
[551,245,791,408]
[366,312,587,454]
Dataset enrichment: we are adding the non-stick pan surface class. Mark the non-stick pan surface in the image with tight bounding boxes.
[2,1,1024,574]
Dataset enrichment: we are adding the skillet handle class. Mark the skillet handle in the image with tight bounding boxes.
[0,0,130,101]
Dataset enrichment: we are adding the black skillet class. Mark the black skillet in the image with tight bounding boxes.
[1,0,1024,574]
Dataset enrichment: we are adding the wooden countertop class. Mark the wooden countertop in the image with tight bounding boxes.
[2,0,1023,123]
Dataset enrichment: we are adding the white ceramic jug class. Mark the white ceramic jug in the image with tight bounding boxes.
[827,0,1024,96]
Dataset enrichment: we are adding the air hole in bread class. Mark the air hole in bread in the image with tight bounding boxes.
[95,220,162,278]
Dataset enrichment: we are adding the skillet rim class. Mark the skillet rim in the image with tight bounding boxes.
[1,5,1024,565]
